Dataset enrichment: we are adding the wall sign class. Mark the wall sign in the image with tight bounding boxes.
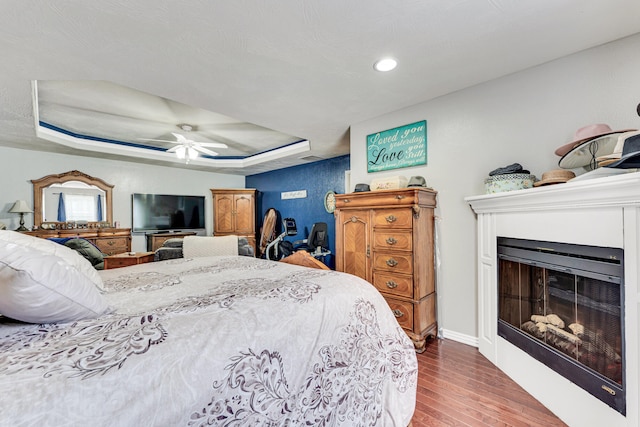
[366,120,427,173]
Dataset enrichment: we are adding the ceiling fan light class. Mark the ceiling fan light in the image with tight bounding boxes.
[175,145,186,159]
[188,147,198,160]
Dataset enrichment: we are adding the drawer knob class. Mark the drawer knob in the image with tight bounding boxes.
[385,215,397,223]
[392,309,404,318]
[395,195,405,200]
[344,198,351,203]
[386,237,397,245]
[386,258,398,267]
[107,240,115,246]
[386,280,398,289]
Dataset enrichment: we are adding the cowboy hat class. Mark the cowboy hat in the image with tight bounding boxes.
[555,124,635,157]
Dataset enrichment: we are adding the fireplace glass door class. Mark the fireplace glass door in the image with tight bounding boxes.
[497,237,625,414]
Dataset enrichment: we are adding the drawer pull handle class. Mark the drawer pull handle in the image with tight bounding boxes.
[107,241,115,246]
[343,199,351,203]
[385,215,397,223]
[392,309,404,318]
[386,258,398,267]
[386,237,397,245]
[386,280,398,289]
[395,195,405,200]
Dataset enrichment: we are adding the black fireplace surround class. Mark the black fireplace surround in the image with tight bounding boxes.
[497,237,625,415]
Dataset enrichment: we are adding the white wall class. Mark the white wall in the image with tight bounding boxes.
[0,147,244,251]
[349,33,640,340]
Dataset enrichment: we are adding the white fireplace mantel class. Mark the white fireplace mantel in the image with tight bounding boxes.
[466,171,640,427]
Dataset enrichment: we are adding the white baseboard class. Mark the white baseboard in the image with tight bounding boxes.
[439,328,478,347]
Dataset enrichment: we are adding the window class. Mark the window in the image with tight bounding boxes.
[64,194,96,221]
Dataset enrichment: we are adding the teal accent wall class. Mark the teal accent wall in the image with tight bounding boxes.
[246,155,350,268]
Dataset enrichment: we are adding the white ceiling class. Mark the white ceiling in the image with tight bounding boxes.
[1,1,640,175]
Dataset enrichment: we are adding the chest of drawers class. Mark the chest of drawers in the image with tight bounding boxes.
[334,188,437,352]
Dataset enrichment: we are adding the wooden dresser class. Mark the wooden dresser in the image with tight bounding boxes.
[334,188,437,352]
[24,228,132,256]
[210,189,257,254]
[146,231,198,251]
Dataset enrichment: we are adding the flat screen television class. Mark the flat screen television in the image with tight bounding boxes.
[132,193,205,233]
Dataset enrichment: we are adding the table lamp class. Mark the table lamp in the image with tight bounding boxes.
[9,200,33,231]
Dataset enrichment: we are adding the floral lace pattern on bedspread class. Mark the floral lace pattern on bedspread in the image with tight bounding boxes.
[102,257,281,293]
[188,299,417,427]
[0,314,167,379]
[0,268,327,379]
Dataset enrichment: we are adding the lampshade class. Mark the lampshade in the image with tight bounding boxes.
[175,145,186,159]
[9,200,33,214]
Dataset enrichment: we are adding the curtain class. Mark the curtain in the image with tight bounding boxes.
[57,193,66,222]
[97,194,103,221]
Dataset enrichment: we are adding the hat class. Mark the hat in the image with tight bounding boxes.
[604,132,640,169]
[558,133,621,170]
[407,176,427,187]
[555,124,635,157]
[353,183,370,192]
[533,169,576,187]
[596,130,640,162]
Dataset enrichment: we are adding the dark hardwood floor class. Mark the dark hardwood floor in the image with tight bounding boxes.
[411,338,567,426]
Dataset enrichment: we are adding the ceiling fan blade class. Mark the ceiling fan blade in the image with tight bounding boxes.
[171,132,189,143]
[167,145,180,153]
[193,145,219,157]
[195,142,228,149]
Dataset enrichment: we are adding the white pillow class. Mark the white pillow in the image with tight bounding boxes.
[0,242,110,323]
[0,230,104,291]
[183,235,239,258]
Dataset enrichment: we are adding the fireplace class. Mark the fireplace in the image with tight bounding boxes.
[467,172,640,426]
[497,237,625,414]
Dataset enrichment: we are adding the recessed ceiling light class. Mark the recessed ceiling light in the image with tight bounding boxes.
[374,58,397,72]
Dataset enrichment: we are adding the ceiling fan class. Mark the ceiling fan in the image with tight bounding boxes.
[139,124,228,163]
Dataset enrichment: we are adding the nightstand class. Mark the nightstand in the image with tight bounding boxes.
[103,252,155,269]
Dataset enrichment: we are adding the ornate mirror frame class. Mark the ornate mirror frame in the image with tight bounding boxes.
[31,170,114,228]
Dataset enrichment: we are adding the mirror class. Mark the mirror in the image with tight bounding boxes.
[32,170,113,228]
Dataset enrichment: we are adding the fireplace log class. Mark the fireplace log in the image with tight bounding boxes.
[530,314,565,329]
[570,322,621,363]
[546,324,581,344]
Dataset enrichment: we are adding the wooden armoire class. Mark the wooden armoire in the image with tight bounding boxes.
[334,187,437,352]
[210,189,257,254]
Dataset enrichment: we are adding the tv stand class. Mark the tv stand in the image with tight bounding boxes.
[146,231,198,251]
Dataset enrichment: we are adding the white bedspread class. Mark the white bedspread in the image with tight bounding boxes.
[0,256,417,426]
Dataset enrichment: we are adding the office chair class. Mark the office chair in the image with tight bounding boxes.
[295,222,330,258]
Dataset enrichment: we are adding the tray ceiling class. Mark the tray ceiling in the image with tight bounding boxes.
[1,1,639,175]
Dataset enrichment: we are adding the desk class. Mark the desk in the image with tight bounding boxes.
[104,251,155,269]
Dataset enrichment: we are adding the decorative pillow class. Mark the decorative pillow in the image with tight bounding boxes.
[0,242,111,323]
[64,238,104,270]
[0,230,104,290]
[183,235,239,258]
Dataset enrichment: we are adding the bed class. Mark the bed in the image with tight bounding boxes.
[0,235,417,426]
